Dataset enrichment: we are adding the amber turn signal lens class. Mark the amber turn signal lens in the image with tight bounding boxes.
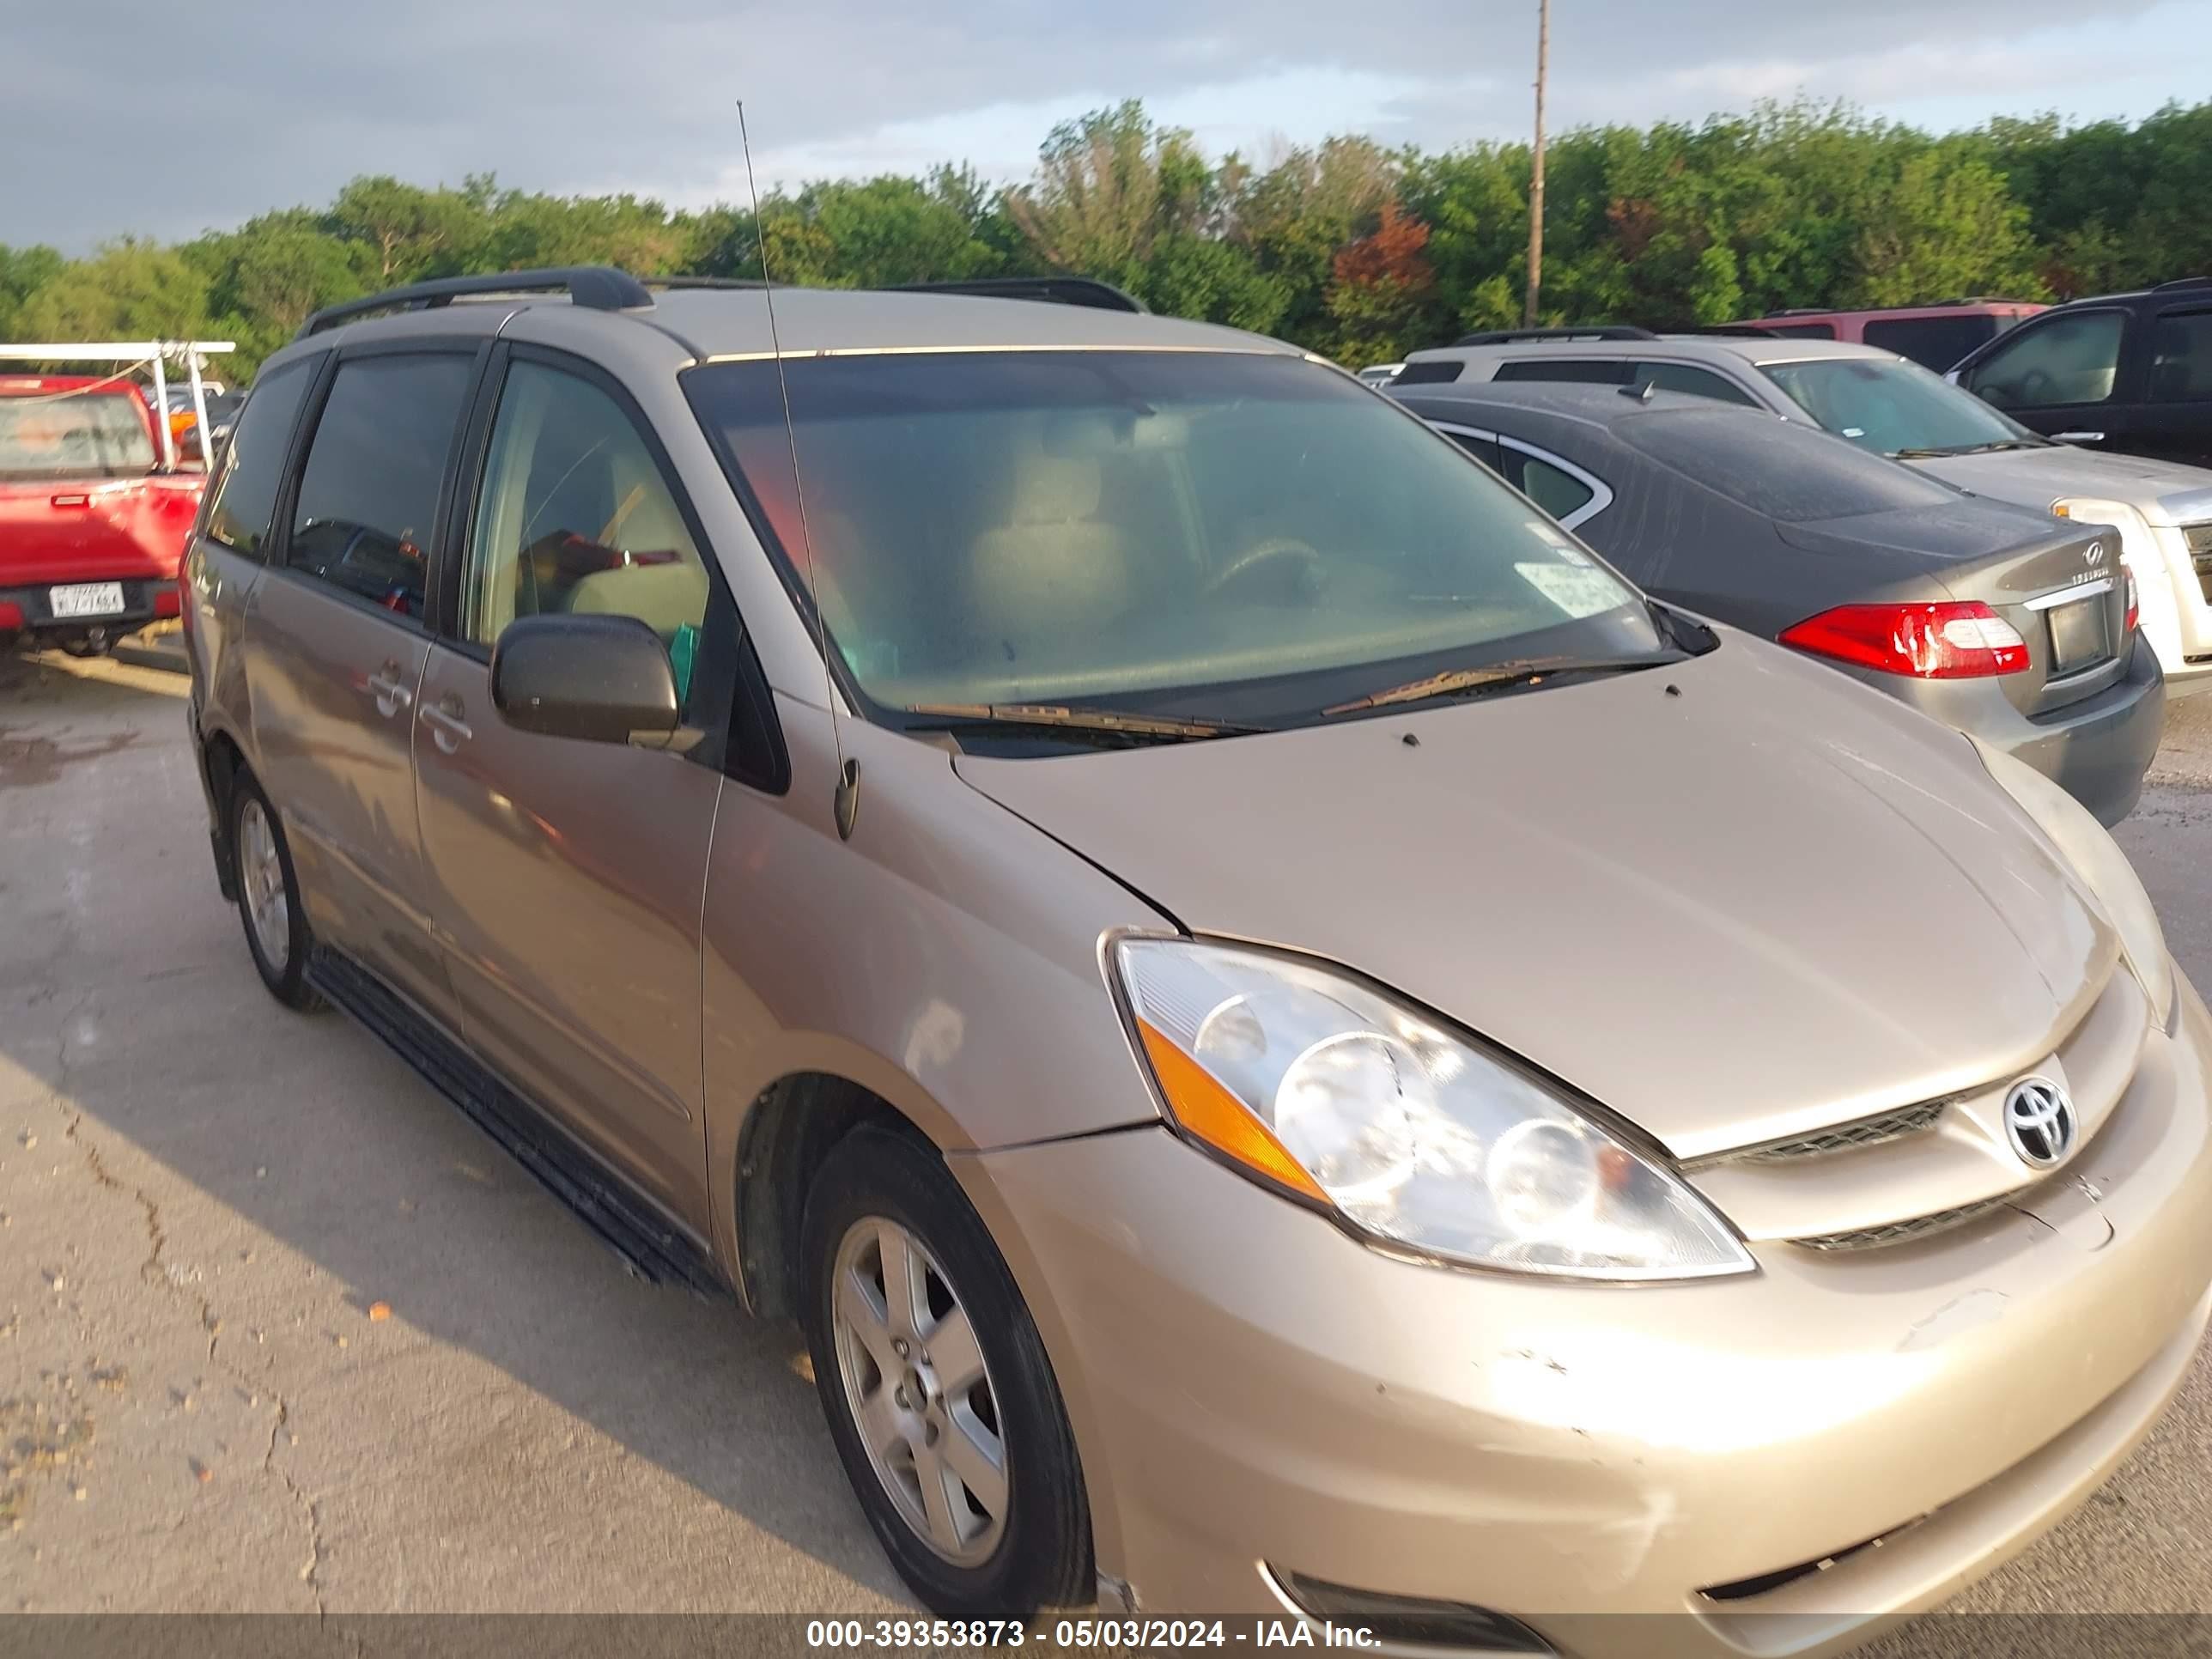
[1136,1019,1328,1202]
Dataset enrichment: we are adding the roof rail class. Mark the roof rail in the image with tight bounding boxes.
[1686,324,1780,337]
[642,275,770,292]
[881,277,1148,313]
[296,266,656,339]
[2152,276,2212,294]
[1449,325,1658,346]
[1764,308,1831,318]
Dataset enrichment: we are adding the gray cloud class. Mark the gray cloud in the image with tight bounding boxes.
[1,0,2172,252]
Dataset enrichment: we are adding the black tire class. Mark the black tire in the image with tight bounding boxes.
[227,770,323,1012]
[802,1126,1091,1620]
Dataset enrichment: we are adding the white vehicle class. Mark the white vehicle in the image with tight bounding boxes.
[1395,331,2212,693]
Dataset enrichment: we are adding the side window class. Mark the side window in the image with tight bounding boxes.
[1504,446,1597,521]
[1440,429,1504,472]
[289,354,475,623]
[1630,362,1761,407]
[204,359,313,558]
[1863,315,1996,372]
[2148,310,2212,403]
[1966,311,2125,408]
[1493,359,1632,386]
[464,360,714,711]
[1390,360,1465,386]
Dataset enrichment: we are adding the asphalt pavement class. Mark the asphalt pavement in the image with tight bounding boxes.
[3,647,2210,1650]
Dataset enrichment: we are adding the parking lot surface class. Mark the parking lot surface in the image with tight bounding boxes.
[3,647,2211,1649]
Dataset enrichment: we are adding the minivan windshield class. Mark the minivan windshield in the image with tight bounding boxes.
[0,389,157,479]
[1760,356,2045,459]
[685,350,1671,731]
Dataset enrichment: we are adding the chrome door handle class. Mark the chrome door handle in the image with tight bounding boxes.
[365,663,413,718]
[421,697,472,754]
[2053,430,2108,444]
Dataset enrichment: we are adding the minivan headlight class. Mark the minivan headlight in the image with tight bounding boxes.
[1110,937,1753,1281]
[1970,738,2175,1029]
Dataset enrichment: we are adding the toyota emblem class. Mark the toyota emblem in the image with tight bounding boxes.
[2003,1077,2077,1168]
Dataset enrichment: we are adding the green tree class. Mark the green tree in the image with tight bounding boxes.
[14,240,215,343]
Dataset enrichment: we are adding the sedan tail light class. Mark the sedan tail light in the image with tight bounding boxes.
[1779,602,2029,678]
[2124,563,2140,633]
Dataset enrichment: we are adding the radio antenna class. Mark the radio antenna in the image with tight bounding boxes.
[738,99,859,840]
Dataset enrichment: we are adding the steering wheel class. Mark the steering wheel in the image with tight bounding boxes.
[1201,537,1325,605]
[2014,368,2055,406]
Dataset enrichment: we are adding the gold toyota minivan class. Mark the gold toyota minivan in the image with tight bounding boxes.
[182,268,2212,1656]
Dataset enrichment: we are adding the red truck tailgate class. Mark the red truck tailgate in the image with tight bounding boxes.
[0,476,202,585]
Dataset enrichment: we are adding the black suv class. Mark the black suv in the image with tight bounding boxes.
[1949,277,2212,469]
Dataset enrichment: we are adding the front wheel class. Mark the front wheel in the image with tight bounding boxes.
[228,772,323,1012]
[802,1127,1091,1620]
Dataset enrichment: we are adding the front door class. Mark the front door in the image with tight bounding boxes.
[1960,307,2135,453]
[413,349,732,1231]
[244,348,479,1012]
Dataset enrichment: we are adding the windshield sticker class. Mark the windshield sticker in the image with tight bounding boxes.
[1517,562,1627,618]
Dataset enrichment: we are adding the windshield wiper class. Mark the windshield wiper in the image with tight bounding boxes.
[903,702,1264,745]
[1893,439,2047,459]
[1322,654,1680,717]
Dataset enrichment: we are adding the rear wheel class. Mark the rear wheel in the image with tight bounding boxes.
[228,772,322,1012]
[802,1127,1091,1619]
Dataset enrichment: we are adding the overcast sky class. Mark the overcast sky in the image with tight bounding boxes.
[8,0,2209,252]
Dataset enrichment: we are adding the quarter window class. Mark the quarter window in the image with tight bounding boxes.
[1966,311,2125,409]
[1506,450,1598,520]
[204,359,313,558]
[289,354,475,623]
[464,360,713,711]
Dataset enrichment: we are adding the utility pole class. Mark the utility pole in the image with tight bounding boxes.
[1524,0,1549,327]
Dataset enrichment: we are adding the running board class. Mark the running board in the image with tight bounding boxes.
[307,946,732,1300]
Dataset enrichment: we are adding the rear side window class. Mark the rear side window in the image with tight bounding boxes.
[288,354,475,623]
[2148,311,2212,403]
[1494,359,1632,386]
[1391,360,1466,386]
[1862,315,1997,372]
[1630,362,1761,406]
[1620,407,1960,523]
[204,359,314,558]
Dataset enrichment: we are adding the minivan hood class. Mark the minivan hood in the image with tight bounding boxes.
[955,635,2112,1160]
[1907,444,2212,525]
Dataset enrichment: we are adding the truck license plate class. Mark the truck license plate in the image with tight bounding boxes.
[48,582,125,618]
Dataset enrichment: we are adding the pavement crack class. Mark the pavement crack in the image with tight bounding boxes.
[264,1396,327,1614]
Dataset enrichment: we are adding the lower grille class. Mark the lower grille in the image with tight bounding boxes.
[1790,1194,2010,1253]
[1702,1515,1929,1602]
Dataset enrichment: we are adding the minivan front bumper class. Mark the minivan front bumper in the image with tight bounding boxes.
[960,969,2212,1658]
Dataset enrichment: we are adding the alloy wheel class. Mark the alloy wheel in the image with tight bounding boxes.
[830,1215,1009,1565]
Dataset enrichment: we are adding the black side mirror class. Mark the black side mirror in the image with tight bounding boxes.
[490,613,680,745]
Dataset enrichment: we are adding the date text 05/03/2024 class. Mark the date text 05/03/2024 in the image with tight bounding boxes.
[803,1619,1382,1649]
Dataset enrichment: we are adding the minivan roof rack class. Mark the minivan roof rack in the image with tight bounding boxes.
[880,277,1148,313]
[1450,325,1658,346]
[296,266,656,339]
[296,267,1152,340]
[2152,276,2212,294]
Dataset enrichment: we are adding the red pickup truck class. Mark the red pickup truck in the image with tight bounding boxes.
[1,374,203,655]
